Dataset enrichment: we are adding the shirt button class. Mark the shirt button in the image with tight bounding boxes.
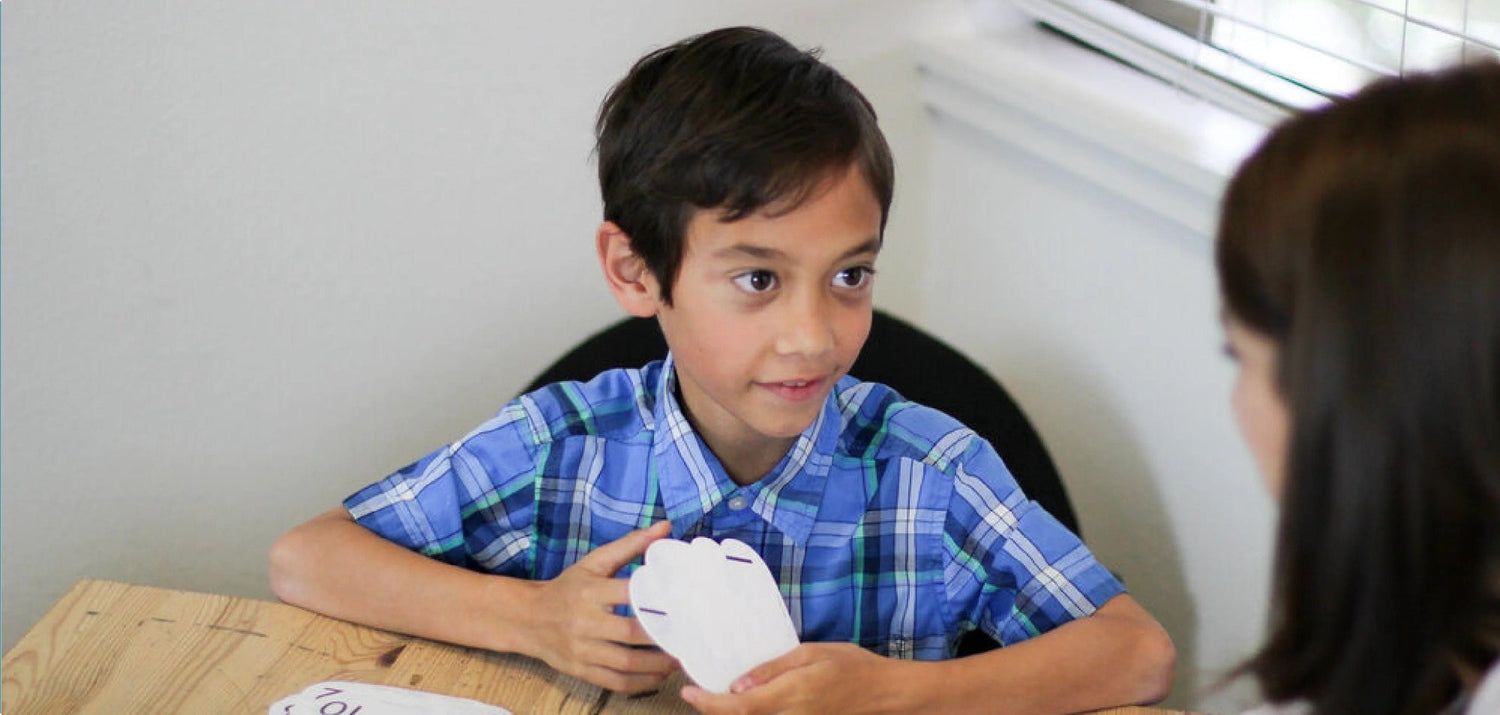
[727,495,749,510]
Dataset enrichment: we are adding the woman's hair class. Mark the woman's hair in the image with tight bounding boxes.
[1218,61,1500,714]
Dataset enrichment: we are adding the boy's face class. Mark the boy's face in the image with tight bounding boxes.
[655,165,882,470]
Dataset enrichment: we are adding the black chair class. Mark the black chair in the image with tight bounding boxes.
[522,309,1079,656]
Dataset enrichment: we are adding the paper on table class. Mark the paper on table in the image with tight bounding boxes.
[269,681,511,715]
[628,537,800,694]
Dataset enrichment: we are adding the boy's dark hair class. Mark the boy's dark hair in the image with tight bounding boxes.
[595,26,894,305]
[1218,61,1500,714]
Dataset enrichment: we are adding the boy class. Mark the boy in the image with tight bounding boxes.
[270,26,1174,712]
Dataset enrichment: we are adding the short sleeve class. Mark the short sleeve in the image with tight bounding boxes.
[942,434,1124,646]
[343,402,543,576]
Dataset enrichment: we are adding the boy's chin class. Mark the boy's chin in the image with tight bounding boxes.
[742,387,836,439]
[754,413,822,441]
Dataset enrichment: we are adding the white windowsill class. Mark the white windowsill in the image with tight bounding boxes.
[915,22,1271,238]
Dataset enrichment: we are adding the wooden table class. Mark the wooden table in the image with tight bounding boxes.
[3,580,1190,714]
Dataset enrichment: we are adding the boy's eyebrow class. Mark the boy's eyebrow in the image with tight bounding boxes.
[713,238,882,262]
[840,238,883,259]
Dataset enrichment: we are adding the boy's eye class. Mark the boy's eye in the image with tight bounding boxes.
[732,270,778,293]
[833,266,874,289]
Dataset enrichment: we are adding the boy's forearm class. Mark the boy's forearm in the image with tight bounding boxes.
[893,595,1175,714]
[268,508,542,656]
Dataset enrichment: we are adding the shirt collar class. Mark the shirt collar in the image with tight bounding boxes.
[649,353,845,547]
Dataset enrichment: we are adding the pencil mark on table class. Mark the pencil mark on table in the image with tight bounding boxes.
[205,624,268,638]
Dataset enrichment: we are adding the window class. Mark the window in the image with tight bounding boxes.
[1006,0,1500,122]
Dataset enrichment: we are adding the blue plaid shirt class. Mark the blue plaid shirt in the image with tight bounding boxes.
[346,356,1124,659]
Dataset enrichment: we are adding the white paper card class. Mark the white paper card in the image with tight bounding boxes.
[628,537,800,693]
[269,681,511,715]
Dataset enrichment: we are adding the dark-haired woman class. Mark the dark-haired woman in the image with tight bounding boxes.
[1217,61,1500,715]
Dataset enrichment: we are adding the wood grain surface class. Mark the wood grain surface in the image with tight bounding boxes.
[1,580,1190,714]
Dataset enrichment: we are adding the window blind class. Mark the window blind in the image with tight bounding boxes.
[1004,0,1500,123]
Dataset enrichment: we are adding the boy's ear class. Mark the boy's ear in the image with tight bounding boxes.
[597,221,662,318]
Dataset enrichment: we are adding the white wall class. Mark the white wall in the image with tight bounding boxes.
[912,17,1277,711]
[3,2,1272,711]
[0,0,969,653]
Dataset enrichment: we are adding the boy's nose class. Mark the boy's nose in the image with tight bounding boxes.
[773,295,835,357]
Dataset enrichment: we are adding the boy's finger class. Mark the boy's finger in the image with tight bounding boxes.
[576,521,671,576]
[579,602,654,643]
[729,645,809,694]
[584,572,633,607]
[582,663,672,695]
[681,684,753,714]
[679,684,720,711]
[594,639,677,675]
[599,610,657,646]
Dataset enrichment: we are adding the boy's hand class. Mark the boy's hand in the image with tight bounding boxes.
[679,643,897,714]
[523,521,678,693]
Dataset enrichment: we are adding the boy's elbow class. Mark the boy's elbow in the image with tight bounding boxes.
[268,524,315,607]
[1094,593,1176,704]
[1130,620,1176,704]
[270,507,353,604]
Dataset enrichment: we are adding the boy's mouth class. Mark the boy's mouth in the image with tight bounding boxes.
[757,377,827,403]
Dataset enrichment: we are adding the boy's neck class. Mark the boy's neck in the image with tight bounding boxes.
[672,385,797,487]
[711,436,796,488]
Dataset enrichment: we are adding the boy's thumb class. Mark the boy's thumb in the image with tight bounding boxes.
[581,521,671,575]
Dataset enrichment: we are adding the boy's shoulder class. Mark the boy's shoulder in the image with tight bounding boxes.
[510,361,663,445]
[831,375,983,473]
